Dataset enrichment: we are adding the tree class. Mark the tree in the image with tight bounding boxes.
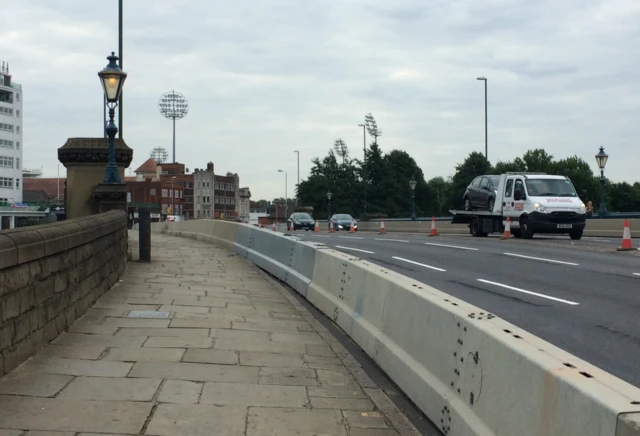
[521,149,555,173]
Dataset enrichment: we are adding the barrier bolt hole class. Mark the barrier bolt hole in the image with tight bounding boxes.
[563,363,576,368]
[470,392,475,405]
[631,401,640,405]
[579,371,593,379]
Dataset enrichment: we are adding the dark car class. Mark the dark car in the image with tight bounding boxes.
[287,212,315,231]
[463,175,501,211]
[329,214,357,231]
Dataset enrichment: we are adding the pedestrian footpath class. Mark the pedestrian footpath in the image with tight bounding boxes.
[0,232,421,436]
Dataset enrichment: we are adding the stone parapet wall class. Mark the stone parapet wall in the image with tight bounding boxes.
[0,210,128,376]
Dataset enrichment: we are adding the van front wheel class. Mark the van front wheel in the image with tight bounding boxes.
[520,218,534,239]
[570,229,583,240]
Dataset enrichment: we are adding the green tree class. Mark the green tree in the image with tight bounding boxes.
[521,149,555,173]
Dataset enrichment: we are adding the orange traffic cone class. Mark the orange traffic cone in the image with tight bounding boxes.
[428,216,438,236]
[271,222,276,231]
[289,221,295,232]
[501,216,513,239]
[617,219,635,251]
[314,220,320,232]
[329,219,335,233]
[379,218,386,234]
[349,219,356,233]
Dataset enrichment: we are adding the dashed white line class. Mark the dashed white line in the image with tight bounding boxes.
[424,242,479,251]
[392,256,446,272]
[338,236,364,240]
[477,279,579,306]
[503,252,579,266]
[309,234,330,238]
[375,238,409,243]
[634,273,640,277]
[335,245,374,254]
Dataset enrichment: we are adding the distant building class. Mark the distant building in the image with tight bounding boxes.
[194,162,214,219]
[134,158,160,181]
[126,179,184,217]
[239,187,251,222]
[0,61,23,224]
[23,178,65,205]
[214,172,239,219]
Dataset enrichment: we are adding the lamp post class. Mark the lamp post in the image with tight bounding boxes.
[409,177,417,221]
[293,150,299,207]
[327,191,332,223]
[358,123,367,216]
[98,52,127,184]
[476,77,488,161]
[595,146,609,218]
[278,170,288,219]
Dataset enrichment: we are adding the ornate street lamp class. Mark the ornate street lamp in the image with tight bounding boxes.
[595,146,608,217]
[98,52,127,183]
[409,177,417,221]
[327,191,332,222]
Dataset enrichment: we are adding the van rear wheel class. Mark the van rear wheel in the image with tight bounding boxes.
[471,217,488,237]
[512,229,522,238]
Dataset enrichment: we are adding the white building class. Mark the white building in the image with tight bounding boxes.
[0,62,23,229]
[239,187,251,222]
[194,162,215,219]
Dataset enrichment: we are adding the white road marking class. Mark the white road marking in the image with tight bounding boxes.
[375,238,409,243]
[477,279,579,306]
[308,234,330,238]
[335,246,374,254]
[338,236,364,240]
[392,256,446,272]
[633,273,640,277]
[591,239,612,243]
[424,242,478,251]
[503,252,579,266]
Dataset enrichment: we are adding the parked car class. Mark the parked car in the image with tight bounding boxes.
[462,175,501,211]
[287,212,315,231]
[329,214,357,231]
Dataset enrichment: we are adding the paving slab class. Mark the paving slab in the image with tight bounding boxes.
[239,351,306,368]
[157,380,202,403]
[103,347,185,362]
[0,371,72,397]
[58,376,161,401]
[145,403,247,436]
[247,407,348,436]
[182,348,238,365]
[0,396,152,434]
[27,357,132,378]
[200,382,308,407]
[128,361,258,383]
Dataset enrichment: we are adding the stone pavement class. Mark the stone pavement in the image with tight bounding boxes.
[0,232,422,436]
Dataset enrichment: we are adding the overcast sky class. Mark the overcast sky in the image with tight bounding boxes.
[3,0,640,200]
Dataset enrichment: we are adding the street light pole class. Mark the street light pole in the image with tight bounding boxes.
[327,191,332,223]
[477,77,488,161]
[358,124,367,216]
[171,176,176,215]
[278,170,287,219]
[409,177,417,221]
[595,146,609,218]
[293,150,299,207]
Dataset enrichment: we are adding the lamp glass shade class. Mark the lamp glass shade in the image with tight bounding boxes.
[98,53,127,103]
[595,147,608,170]
[409,177,417,191]
[327,191,332,200]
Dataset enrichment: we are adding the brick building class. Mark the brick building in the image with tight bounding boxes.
[214,172,239,219]
[126,180,183,216]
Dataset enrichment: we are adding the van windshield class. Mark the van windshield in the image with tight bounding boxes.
[525,179,577,197]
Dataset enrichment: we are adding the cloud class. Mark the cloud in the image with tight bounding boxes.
[1,0,639,202]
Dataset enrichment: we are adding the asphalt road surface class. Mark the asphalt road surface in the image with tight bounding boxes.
[286,228,640,388]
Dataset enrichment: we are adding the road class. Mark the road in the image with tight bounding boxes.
[286,228,640,388]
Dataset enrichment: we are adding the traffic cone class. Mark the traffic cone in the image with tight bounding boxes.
[349,219,356,233]
[329,220,335,233]
[271,222,276,231]
[379,218,386,234]
[501,217,513,239]
[314,220,320,232]
[289,221,295,232]
[428,216,438,236]
[617,219,635,251]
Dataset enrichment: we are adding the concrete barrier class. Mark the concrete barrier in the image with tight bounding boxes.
[152,220,640,436]
[358,218,640,238]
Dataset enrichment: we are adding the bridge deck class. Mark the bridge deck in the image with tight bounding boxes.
[0,232,420,436]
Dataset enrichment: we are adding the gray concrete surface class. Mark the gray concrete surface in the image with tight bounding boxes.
[0,232,432,436]
[293,230,640,388]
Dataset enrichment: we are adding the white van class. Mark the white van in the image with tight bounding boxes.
[452,173,587,239]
